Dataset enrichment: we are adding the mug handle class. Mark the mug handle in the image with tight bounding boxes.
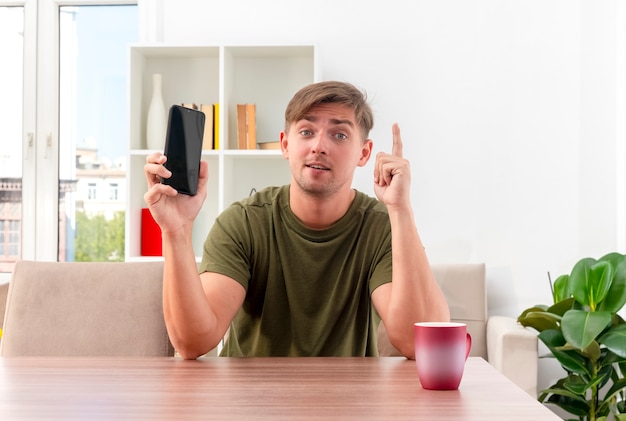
[464,333,472,360]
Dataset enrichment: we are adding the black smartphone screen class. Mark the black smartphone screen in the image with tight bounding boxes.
[162,105,205,195]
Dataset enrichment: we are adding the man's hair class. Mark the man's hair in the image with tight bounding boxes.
[284,81,374,140]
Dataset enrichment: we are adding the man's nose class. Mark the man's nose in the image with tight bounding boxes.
[311,132,328,154]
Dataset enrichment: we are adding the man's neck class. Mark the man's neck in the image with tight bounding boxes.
[289,184,356,230]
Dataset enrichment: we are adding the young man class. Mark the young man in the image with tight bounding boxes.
[143,81,450,359]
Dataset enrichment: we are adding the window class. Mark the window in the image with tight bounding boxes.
[8,220,20,257]
[59,4,137,262]
[0,1,137,273]
[109,183,119,201]
[87,183,97,200]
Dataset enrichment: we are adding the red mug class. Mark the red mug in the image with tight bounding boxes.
[414,322,472,390]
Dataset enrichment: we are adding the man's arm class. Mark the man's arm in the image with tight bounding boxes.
[144,153,245,359]
[371,124,450,359]
[161,229,245,359]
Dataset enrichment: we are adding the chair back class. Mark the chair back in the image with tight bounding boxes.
[0,260,174,357]
[0,282,8,333]
[378,263,487,358]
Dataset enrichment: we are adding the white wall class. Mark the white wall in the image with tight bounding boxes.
[146,0,626,319]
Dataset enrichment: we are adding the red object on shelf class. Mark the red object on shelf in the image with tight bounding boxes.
[141,208,162,256]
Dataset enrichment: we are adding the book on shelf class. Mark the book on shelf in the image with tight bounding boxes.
[236,104,247,150]
[141,208,162,256]
[246,104,256,150]
[235,103,257,150]
[258,141,281,150]
[213,103,220,150]
[181,102,198,110]
[200,104,214,150]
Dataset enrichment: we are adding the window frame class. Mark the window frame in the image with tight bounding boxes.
[0,0,137,282]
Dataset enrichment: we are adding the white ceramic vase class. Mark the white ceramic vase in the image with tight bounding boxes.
[146,73,167,150]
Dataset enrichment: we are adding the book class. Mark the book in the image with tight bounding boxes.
[258,141,280,150]
[246,103,257,150]
[141,208,162,256]
[180,102,198,110]
[200,104,214,150]
[213,103,220,150]
[235,103,257,150]
[236,104,248,150]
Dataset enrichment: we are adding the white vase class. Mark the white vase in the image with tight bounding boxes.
[146,73,167,150]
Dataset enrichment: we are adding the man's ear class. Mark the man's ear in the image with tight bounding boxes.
[280,131,288,159]
[357,139,373,167]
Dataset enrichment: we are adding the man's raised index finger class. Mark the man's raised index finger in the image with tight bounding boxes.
[392,123,403,158]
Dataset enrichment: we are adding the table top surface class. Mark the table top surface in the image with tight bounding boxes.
[0,356,558,420]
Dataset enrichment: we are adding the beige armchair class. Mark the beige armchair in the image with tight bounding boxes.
[0,260,174,357]
[378,263,538,397]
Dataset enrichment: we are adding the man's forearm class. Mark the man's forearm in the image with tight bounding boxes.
[384,206,450,357]
[162,228,217,359]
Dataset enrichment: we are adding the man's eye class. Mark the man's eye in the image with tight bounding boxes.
[334,133,348,140]
[299,129,313,136]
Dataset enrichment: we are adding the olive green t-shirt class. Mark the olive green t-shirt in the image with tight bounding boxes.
[199,185,392,357]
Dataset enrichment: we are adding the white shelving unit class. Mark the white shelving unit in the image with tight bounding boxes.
[126,44,319,261]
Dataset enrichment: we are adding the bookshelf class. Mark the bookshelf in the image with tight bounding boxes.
[126,44,319,261]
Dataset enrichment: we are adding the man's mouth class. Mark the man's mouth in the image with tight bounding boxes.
[306,164,330,171]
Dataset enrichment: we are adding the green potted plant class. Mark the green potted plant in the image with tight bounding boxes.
[518,252,626,421]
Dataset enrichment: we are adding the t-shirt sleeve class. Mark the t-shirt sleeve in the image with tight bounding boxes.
[198,203,252,290]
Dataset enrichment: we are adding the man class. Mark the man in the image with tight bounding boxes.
[144,81,449,359]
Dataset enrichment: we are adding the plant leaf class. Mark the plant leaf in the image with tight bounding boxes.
[547,297,576,317]
[517,306,554,331]
[570,258,614,310]
[539,329,589,375]
[518,310,561,332]
[553,274,571,303]
[569,257,598,307]
[589,261,613,306]
[581,340,601,362]
[562,374,591,395]
[518,305,547,320]
[599,349,626,369]
[598,251,625,268]
[596,363,614,391]
[598,253,626,313]
[598,324,626,358]
[543,390,590,416]
[561,309,612,350]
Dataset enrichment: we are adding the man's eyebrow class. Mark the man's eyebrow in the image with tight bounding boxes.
[301,115,354,127]
[329,118,354,127]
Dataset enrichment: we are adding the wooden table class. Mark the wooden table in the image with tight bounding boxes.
[0,356,558,420]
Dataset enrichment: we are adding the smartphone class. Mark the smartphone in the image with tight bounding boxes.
[162,104,205,195]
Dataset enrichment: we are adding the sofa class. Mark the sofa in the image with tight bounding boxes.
[378,263,538,397]
[0,261,538,396]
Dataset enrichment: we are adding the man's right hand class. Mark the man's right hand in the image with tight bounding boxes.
[143,152,208,234]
